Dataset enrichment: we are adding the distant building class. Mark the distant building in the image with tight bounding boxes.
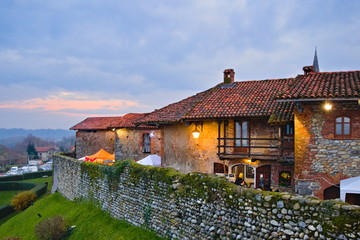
[35,146,55,161]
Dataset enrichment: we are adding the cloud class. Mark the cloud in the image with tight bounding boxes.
[0,91,141,113]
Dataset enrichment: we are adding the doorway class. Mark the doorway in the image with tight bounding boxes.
[230,163,255,188]
[324,185,340,200]
[256,165,271,190]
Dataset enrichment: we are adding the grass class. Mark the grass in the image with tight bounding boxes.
[0,193,164,240]
[0,176,54,226]
[21,176,53,195]
[0,190,22,206]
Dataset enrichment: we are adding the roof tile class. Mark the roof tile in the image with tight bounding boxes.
[279,71,360,100]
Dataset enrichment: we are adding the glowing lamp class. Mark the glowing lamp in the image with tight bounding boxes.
[192,129,200,138]
[324,103,332,111]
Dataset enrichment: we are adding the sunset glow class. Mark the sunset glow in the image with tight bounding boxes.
[0,93,140,112]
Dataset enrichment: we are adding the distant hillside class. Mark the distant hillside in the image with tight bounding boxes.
[0,128,74,147]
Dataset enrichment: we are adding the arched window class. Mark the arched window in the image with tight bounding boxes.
[335,116,351,136]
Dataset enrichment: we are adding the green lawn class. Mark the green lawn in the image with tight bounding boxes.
[0,193,164,240]
[21,176,53,195]
[0,190,22,205]
[0,176,53,207]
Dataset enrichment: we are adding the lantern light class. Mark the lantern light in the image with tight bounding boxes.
[324,102,332,111]
[192,128,200,138]
[192,122,202,138]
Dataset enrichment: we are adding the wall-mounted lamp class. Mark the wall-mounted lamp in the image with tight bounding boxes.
[323,102,332,111]
[149,131,156,138]
[358,100,360,105]
[191,122,203,139]
[112,128,116,132]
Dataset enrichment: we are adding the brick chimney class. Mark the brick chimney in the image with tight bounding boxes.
[223,69,235,84]
[302,65,315,75]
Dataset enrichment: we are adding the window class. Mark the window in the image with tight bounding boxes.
[143,133,151,153]
[235,121,249,146]
[213,163,228,174]
[284,123,294,136]
[279,171,291,187]
[335,116,351,136]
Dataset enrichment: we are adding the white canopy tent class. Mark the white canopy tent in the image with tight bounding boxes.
[137,154,161,167]
[340,176,360,202]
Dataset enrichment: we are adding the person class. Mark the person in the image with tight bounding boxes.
[235,177,248,187]
[258,174,265,190]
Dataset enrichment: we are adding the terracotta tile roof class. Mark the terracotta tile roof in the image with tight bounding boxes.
[185,78,295,120]
[137,87,217,124]
[110,113,156,129]
[35,147,53,152]
[279,71,360,100]
[70,114,157,130]
[137,78,295,124]
[70,117,123,130]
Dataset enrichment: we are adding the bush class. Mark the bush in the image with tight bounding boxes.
[10,190,36,211]
[35,216,68,240]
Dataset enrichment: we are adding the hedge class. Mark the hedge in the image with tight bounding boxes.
[0,170,52,182]
[0,182,47,219]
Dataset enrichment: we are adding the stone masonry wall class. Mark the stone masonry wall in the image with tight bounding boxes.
[53,154,360,240]
[295,101,360,198]
[114,128,161,161]
[75,130,115,158]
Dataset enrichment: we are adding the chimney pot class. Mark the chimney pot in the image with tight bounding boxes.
[223,69,235,84]
[303,65,315,75]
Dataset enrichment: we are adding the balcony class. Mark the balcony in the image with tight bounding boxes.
[217,137,294,162]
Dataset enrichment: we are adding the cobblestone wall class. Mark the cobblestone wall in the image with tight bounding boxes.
[53,155,360,240]
[294,101,360,198]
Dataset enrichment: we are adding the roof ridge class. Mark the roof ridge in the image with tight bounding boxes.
[305,70,360,74]
[234,77,294,83]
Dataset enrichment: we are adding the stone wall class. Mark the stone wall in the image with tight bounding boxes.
[75,130,115,158]
[294,101,360,198]
[115,128,161,161]
[53,154,360,240]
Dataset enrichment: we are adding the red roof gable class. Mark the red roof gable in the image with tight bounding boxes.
[185,78,294,120]
[137,88,216,124]
[110,113,156,129]
[35,146,53,152]
[70,113,157,130]
[70,117,123,130]
[279,71,360,100]
[137,78,295,124]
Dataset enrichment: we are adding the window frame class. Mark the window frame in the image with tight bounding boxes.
[334,116,351,138]
[234,120,249,147]
[283,123,294,137]
[142,133,151,153]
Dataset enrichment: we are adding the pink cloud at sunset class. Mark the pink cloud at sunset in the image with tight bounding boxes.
[0,93,140,112]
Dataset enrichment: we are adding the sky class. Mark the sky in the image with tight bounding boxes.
[0,0,359,129]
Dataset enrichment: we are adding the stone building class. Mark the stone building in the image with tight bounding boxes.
[70,114,161,160]
[112,113,161,161]
[138,69,296,191]
[70,116,122,158]
[138,66,360,198]
[278,68,360,199]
